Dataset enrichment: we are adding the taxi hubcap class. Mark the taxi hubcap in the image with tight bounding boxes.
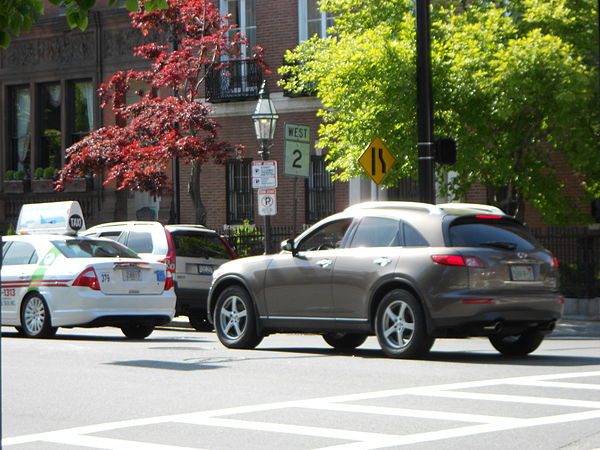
[24,297,45,335]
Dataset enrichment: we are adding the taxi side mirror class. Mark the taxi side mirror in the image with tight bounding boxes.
[281,239,297,255]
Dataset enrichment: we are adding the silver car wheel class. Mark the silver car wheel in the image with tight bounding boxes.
[24,296,46,335]
[219,295,248,339]
[381,299,415,349]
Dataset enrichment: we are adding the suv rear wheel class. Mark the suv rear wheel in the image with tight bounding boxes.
[489,329,545,356]
[375,289,434,359]
[188,312,214,332]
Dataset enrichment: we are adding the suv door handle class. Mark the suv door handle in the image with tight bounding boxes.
[316,259,333,268]
[374,257,392,267]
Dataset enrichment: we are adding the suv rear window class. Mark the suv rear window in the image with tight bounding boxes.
[171,232,232,260]
[448,219,538,251]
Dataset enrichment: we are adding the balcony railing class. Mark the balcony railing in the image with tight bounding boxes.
[206,59,262,103]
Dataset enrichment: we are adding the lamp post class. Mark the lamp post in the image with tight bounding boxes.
[252,81,279,254]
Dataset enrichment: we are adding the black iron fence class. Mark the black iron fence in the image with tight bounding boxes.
[530,227,600,298]
[205,59,262,103]
[219,225,600,299]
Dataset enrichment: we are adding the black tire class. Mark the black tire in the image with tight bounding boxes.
[214,286,263,349]
[188,312,214,332]
[121,323,154,339]
[20,293,58,338]
[375,289,434,359]
[323,332,367,350]
[489,330,545,356]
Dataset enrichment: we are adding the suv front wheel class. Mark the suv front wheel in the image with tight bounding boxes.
[214,286,263,349]
[375,289,434,359]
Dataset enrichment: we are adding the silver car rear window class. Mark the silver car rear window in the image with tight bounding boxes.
[51,239,139,258]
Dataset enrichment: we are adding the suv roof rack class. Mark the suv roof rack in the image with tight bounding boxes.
[345,201,507,216]
[345,202,443,214]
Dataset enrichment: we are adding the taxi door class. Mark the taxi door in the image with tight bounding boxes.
[1,240,40,325]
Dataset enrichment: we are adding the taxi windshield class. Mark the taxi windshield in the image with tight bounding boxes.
[51,239,139,259]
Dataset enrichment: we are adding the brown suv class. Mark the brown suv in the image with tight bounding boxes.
[207,202,563,358]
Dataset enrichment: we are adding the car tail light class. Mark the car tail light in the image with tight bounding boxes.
[73,267,100,290]
[552,257,559,268]
[475,214,504,219]
[164,271,174,291]
[431,255,485,268]
[160,229,177,273]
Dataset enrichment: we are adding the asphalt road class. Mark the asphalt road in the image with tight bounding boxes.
[1,326,599,449]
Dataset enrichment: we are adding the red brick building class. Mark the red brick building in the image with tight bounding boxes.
[0,0,596,234]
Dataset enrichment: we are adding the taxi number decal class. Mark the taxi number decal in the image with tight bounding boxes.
[2,288,16,297]
[100,273,111,283]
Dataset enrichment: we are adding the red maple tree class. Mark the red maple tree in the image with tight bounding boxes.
[56,0,266,223]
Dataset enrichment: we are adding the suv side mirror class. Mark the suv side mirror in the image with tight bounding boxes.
[281,238,296,255]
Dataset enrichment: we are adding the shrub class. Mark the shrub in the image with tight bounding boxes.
[14,170,25,180]
[34,167,44,179]
[5,170,15,180]
[43,167,57,180]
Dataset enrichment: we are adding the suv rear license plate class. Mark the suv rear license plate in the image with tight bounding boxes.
[197,264,213,275]
[123,269,142,281]
[510,265,534,281]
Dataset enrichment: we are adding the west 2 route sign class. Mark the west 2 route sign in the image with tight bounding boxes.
[358,136,396,185]
[284,123,310,177]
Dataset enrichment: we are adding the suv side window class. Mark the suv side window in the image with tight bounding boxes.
[349,217,401,248]
[3,241,39,265]
[125,232,154,253]
[403,222,429,247]
[297,219,353,252]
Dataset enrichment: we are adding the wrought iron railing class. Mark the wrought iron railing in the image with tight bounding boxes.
[205,59,262,103]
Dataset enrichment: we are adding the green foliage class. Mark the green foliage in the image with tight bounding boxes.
[6,223,16,235]
[43,167,58,180]
[14,170,25,180]
[33,167,44,179]
[4,170,15,180]
[232,220,263,257]
[280,0,600,225]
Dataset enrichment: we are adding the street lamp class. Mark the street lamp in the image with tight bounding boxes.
[252,81,279,253]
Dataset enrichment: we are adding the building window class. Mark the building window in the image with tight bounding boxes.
[306,155,335,224]
[38,82,62,169]
[70,80,94,145]
[8,86,31,174]
[221,0,256,55]
[226,158,254,224]
[298,0,335,42]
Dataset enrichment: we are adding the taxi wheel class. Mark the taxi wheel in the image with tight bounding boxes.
[20,294,58,338]
[214,286,263,349]
[375,289,434,359]
[323,332,367,350]
[489,330,545,356]
[121,324,154,339]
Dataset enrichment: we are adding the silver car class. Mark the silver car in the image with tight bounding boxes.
[207,202,563,358]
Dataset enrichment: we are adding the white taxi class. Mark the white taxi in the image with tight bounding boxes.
[1,202,176,339]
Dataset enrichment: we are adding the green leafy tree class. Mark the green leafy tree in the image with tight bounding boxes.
[280,0,600,224]
[0,0,167,48]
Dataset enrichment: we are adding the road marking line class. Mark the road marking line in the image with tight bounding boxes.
[3,370,600,449]
[509,380,600,390]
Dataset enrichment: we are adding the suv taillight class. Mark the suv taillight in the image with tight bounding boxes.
[160,229,177,274]
[164,271,174,291]
[73,267,100,290]
[431,255,485,268]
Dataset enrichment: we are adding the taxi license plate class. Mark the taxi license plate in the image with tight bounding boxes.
[197,265,213,275]
[510,265,534,281]
[123,269,141,281]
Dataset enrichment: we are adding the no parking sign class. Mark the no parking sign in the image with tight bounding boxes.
[258,189,277,216]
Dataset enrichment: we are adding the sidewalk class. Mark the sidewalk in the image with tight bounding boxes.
[551,318,600,338]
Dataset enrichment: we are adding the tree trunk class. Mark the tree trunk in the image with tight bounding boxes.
[188,160,207,225]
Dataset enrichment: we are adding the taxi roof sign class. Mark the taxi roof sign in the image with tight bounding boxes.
[16,201,86,235]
